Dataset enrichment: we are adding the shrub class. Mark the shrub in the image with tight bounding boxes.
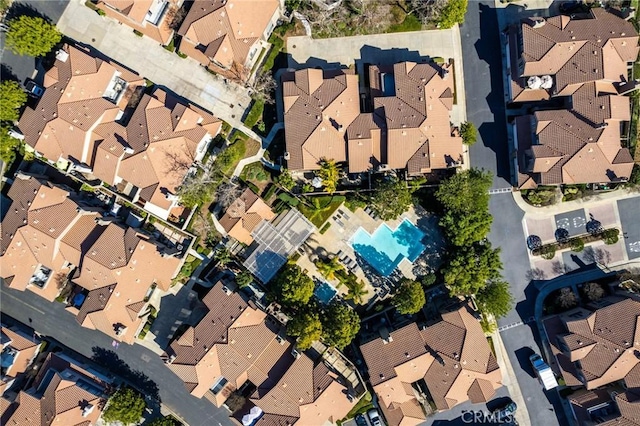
[460,122,477,146]
[102,387,146,424]
[134,29,144,37]
[97,8,106,16]
[557,287,577,309]
[263,183,277,201]
[319,222,331,234]
[583,282,605,302]
[541,244,556,260]
[602,229,619,245]
[570,237,585,252]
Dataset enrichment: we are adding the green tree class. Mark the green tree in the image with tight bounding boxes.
[475,280,513,319]
[270,263,314,307]
[277,168,296,191]
[0,80,27,123]
[6,16,62,57]
[0,127,22,164]
[421,274,437,287]
[443,242,502,296]
[370,177,413,221]
[318,157,339,194]
[436,169,493,246]
[213,247,231,266]
[344,275,368,305]
[437,0,468,29]
[602,229,619,245]
[460,122,477,146]
[392,279,426,315]
[236,270,253,288]
[149,416,182,426]
[583,282,604,302]
[316,256,344,281]
[102,387,146,425]
[321,301,360,349]
[287,310,322,350]
[557,287,577,309]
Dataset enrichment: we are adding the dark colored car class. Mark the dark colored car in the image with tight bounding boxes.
[493,400,517,422]
[25,80,44,97]
[355,414,368,426]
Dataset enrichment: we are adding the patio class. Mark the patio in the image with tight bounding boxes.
[296,203,445,305]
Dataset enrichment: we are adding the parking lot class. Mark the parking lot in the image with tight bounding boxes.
[618,196,640,260]
[554,209,587,237]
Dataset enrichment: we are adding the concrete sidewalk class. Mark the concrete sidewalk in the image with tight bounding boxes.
[56,0,256,137]
[512,188,640,216]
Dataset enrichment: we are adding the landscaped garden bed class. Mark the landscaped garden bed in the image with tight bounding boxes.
[532,228,620,258]
[297,195,345,228]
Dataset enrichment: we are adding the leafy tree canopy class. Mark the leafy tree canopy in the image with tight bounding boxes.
[439,208,493,247]
[393,279,426,315]
[102,387,146,425]
[437,0,468,29]
[436,168,492,214]
[318,158,339,194]
[343,274,368,305]
[321,301,360,349]
[287,310,322,350]
[149,416,182,426]
[443,242,502,296]
[270,263,314,307]
[476,279,513,319]
[236,270,253,288]
[370,177,413,221]
[0,127,22,164]
[460,122,477,146]
[6,16,62,57]
[0,80,27,123]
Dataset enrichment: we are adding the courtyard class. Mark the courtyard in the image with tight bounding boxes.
[296,203,445,306]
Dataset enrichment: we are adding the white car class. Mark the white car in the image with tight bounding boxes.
[367,409,382,426]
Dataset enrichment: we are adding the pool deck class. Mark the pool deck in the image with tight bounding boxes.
[296,204,435,304]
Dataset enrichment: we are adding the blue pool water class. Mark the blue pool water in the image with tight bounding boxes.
[314,281,338,304]
[351,219,426,276]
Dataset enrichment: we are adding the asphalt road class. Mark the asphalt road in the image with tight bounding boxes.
[461,3,565,425]
[1,0,69,84]
[0,282,234,426]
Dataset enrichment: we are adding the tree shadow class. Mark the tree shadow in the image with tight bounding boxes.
[6,2,52,22]
[1,64,20,83]
[91,347,160,402]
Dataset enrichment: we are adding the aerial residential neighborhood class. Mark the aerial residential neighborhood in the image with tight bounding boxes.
[0,1,639,426]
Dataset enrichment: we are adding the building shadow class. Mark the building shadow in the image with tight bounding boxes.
[5,2,51,22]
[151,285,206,350]
[1,64,20,83]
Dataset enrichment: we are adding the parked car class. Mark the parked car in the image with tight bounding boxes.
[355,414,368,426]
[367,409,382,426]
[493,400,517,422]
[530,353,559,390]
[25,80,44,97]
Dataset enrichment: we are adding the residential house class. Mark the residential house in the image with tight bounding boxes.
[568,386,640,425]
[218,188,275,245]
[18,44,221,219]
[544,296,640,391]
[0,173,181,344]
[360,305,502,426]
[164,281,356,425]
[177,0,283,76]
[506,9,639,187]
[283,62,463,176]
[0,352,110,425]
[0,325,41,396]
[95,0,178,45]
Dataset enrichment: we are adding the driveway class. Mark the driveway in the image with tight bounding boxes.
[0,281,234,426]
[0,0,70,84]
[462,2,566,425]
[286,27,467,125]
[55,0,256,137]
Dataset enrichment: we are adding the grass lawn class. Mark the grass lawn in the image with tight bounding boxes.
[298,195,345,228]
[217,133,261,176]
[244,99,264,128]
[387,13,422,33]
[263,33,285,72]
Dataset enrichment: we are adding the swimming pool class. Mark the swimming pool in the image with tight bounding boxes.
[314,281,338,304]
[351,219,426,276]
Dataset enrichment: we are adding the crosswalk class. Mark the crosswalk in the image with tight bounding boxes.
[498,317,536,332]
[488,187,513,195]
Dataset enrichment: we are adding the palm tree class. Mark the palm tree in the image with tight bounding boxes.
[316,257,344,281]
[344,275,368,305]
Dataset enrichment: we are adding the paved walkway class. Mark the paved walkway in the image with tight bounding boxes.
[231,123,283,177]
[56,0,257,138]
